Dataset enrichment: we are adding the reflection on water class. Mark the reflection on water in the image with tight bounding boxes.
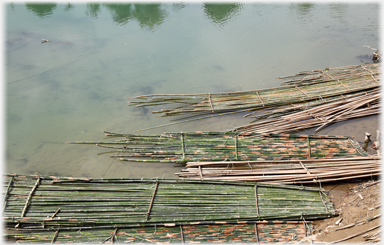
[85,3,101,18]
[203,3,242,26]
[23,3,244,30]
[25,3,57,17]
[5,3,380,179]
[104,3,168,29]
[291,3,315,16]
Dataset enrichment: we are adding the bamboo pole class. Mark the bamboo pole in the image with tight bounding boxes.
[21,177,40,217]
[51,229,59,244]
[254,223,259,243]
[330,225,381,244]
[254,184,259,216]
[3,176,13,214]
[146,181,159,221]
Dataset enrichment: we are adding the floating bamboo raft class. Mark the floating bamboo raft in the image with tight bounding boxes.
[176,156,380,184]
[3,174,335,231]
[129,64,380,131]
[67,131,367,163]
[7,220,312,243]
[232,88,380,134]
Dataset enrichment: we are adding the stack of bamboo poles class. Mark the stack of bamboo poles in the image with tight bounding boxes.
[231,88,380,134]
[7,220,312,243]
[67,131,367,163]
[3,174,334,230]
[128,64,379,132]
[176,156,380,184]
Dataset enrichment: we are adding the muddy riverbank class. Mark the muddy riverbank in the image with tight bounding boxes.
[300,178,381,243]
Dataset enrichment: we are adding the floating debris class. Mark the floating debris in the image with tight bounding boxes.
[364,45,381,63]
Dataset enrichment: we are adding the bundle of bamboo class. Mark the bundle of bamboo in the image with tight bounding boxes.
[231,88,380,134]
[176,156,380,184]
[67,131,367,163]
[7,220,312,243]
[3,174,335,231]
[129,64,379,128]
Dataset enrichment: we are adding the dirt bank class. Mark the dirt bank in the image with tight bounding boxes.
[299,178,381,243]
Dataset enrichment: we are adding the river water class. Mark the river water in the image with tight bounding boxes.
[5,3,380,179]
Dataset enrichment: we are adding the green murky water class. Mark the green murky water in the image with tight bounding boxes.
[5,3,380,178]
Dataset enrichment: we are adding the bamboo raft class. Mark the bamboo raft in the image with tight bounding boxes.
[67,131,367,163]
[232,88,380,134]
[3,174,335,230]
[7,220,312,243]
[176,156,380,184]
[128,63,380,131]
